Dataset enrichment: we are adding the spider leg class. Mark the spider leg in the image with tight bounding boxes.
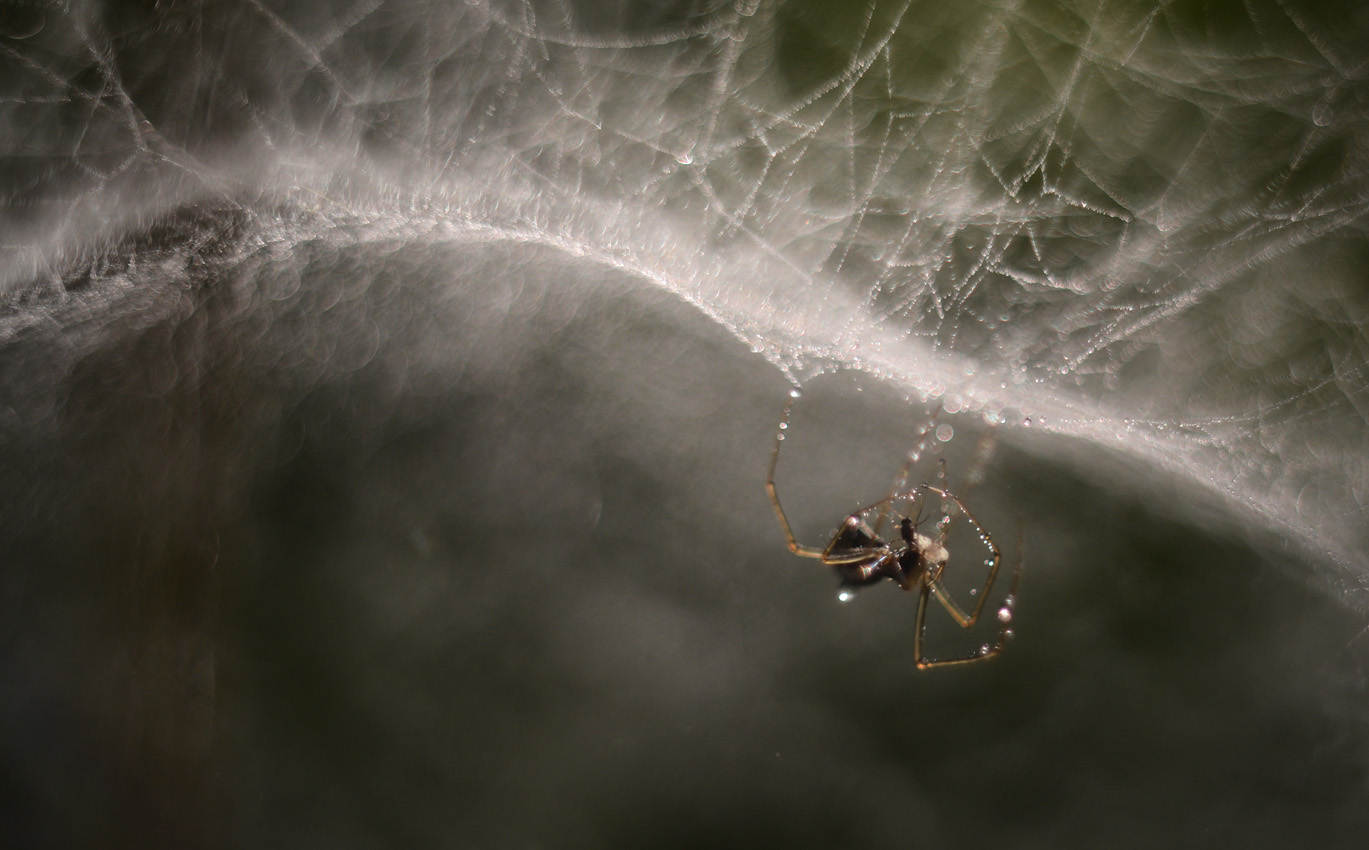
[923,486,1004,625]
[870,402,943,537]
[928,426,997,540]
[914,582,934,663]
[915,520,1023,670]
[766,394,825,558]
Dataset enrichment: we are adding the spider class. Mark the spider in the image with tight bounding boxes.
[765,391,1022,669]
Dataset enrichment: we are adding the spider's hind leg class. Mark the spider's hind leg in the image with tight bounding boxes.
[766,393,826,558]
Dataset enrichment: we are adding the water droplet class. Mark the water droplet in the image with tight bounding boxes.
[677,151,694,164]
[789,388,802,399]
[1023,417,1032,427]
[838,590,855,602]
[969,587,978,596]
[997,607,1013,623]
[979,644,991,656]
[1004,594,1016,606]
[935,424,954,442]
[778,421,788,430]
[1003,629,1015,640]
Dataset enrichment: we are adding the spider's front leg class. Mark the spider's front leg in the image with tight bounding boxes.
[921,487,1004,626]
[868,402,944,540]
[913,522,1023,670]
[925,424,998,545]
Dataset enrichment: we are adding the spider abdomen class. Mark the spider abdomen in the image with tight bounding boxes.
[835,552,896,588]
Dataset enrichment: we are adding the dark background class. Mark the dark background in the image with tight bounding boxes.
[2,1,1368,847]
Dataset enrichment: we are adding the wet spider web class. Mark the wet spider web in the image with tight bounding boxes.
[1,0,1367,598]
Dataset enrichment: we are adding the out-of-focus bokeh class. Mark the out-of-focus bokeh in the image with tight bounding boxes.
[2,1,1367,847]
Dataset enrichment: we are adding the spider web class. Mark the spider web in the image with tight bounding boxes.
[1,0,1367,598]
